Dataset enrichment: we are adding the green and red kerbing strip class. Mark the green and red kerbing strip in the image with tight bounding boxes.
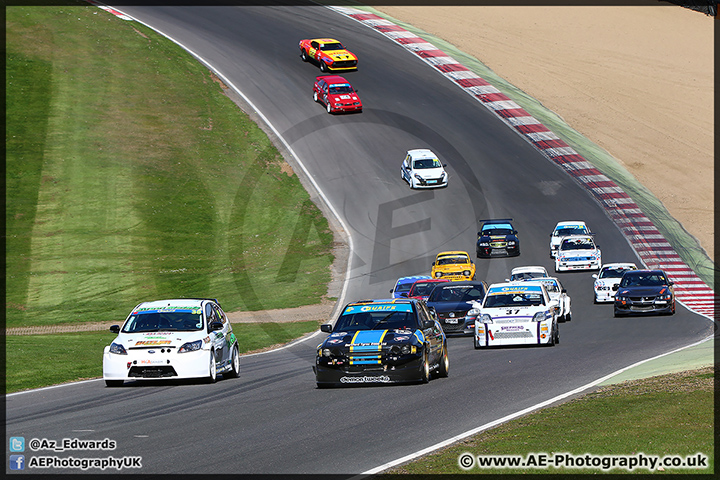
[330,5,714,320]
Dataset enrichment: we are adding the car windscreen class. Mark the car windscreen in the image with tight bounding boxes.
[599,267,632,279]
[484,292,545,308]
[560,238,595,250]
[333,310,418,332]
[122,311,203,333]
[511,272,546,280]
[413,158,441,169]
[321,42,344,50]
[555,226,587,236]
[428,285,485,302]
[395,282,414,293]
[437,256,468,265]
[620,273,668,288]
[328,85,353,94]
[409,282,439,297]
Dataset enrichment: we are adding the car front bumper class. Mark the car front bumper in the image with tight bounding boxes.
[102,347,211,382]
[314,356,424,386]
[475,321,553,347]
[555,258,600,271]
[614,299,674,315]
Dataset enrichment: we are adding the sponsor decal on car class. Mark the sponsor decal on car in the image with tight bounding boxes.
[134,340,171,346]
[340,375,391,383]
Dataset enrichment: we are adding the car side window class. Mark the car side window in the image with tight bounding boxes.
[213,304,227,325]
[311,41,318,49]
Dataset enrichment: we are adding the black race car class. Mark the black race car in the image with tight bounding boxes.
[314,298,448,387]
[476,218,520,258]
[613,269,675,317]
[426,281,488,334]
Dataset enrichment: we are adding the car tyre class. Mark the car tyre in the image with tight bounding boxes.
[105,380,123,387]
[320,61,328,73]
[473,334,482,349]
[301,49,309,62]
[207,351,217,383]
[226,344,240,379]
[313,91,318,102]
[326,102,332,114]
[437,343,449,378]
[419,348,430,383]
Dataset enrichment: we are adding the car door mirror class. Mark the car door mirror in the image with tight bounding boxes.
[612,285,619,291]
[110,325,120,334]
[423,319,435,329]
[210,321,223,331]
[320,324,333,333]
[592,274,598,279]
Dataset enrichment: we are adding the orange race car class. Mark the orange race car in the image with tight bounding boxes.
[299,38,358,72]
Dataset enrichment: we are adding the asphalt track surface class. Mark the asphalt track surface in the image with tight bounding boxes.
[6,3,714,475]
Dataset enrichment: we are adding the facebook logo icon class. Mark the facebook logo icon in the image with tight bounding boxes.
[9,454,25,470]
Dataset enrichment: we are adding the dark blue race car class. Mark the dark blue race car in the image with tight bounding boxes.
[426,281,488,334]
[314,299,448,387]
[476,218,520,258]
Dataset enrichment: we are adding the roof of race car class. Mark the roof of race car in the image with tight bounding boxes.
[600,262,637,270]
[487,283,545,295]
[554,220,587,229]
[315,75,350,85]
[310,37,342,45]
[343,298,416,314]
[511,266,548,274]
[395,275,431,286]
[407,148,437,159]
[435,250,470,258]
[131,298,211,314]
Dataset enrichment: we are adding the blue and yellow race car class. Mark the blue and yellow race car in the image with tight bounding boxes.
[314,299,448,387]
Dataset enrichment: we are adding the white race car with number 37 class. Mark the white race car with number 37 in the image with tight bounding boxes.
[468,282,559,348]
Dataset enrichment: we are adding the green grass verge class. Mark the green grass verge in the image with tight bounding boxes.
[6,3,334,330]
[4,321,320,393]
[383,368,714,475]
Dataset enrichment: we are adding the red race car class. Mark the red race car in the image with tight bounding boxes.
[313,75,362,114]
[299,38,358,72]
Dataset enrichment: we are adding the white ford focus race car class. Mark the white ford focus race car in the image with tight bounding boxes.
[468,282,559,348]
[554,234,601,272]
[592,262,638,303]
[103,298,240,387]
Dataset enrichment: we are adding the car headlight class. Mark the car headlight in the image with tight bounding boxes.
[657,293,673,301]
[478,242,489,247]
[109,342,127,355]
[414,174,423,181]
[467,309,480,317]
[480,314,493,324]
[434,271,443,278]
[507,241,516,246]
[463,270,471,276]
[178,340,202,353]
[532,312,546,322]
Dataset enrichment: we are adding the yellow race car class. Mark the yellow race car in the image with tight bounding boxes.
[430,251,476,281]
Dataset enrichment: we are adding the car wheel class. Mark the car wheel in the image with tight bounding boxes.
[614,309,623,318]
[437,343,449,377]
[313,91,318,102]
[301,49,309,62]
[554,324,560,344]
[547,325,556,346]
[207,351,217,383]
[320,61,328,72]
[419,348,430,383]
[473,334,482,349]
[227,345,240,379]
[565,311,571,322]
[316,382,332,389]
[326,102,332,114]
[105,380,123,387]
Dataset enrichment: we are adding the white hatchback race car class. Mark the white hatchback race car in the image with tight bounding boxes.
[592,262,638,303]
[401,149,448,189]
[468,282,559,348]
[103,298,240,387]
[549,221,590,257]
[507,265,549,282]
[554,235,601,272]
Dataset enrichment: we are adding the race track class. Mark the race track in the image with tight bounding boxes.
[6,3,714,475]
